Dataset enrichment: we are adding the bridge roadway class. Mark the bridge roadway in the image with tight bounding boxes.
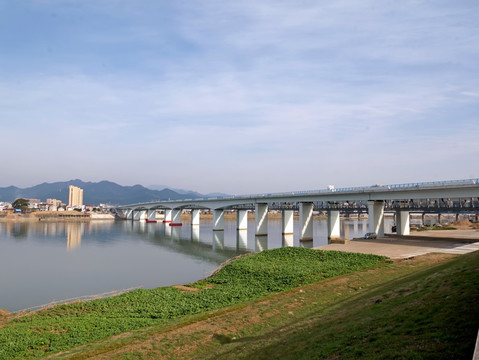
[116,178,479,241]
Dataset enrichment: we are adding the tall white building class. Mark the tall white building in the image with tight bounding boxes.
[68,185,83,207]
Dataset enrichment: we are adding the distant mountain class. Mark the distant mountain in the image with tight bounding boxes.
[0,180,202,205]
[148,185,203,197]
[148,185,230,198]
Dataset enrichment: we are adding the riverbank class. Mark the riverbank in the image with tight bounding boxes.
[0,248,387,358]
[0,212,115,222]
[6,250,477,359]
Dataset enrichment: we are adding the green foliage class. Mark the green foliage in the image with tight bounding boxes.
[11,198,29,210]
[413,225,457,231]
[0,248,386,359]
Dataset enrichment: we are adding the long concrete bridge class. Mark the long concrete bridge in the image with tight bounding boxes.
[116,179,479,241]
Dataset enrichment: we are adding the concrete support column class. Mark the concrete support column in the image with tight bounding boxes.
[237,210,248,230]
[367,200,384,237]
[282,210,294,235]
[171,209,182,226]
[328,210,341,239]
[134,210,146,221]
[213,209,224,231]
[255,203,268,236]
[396,210,410,236]
[191,209,200,226]
[125,209,133,220]
[299,202,313,241]
[163,209,172,223]
[437,213,442,224]
[147,210,156,221]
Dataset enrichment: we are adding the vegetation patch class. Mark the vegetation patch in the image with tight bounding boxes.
[0,248,386,359]
[412,225,457,231]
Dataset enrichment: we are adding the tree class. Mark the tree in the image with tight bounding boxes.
[12,198,30,212]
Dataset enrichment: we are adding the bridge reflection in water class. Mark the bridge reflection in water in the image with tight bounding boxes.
[124,217,386,252]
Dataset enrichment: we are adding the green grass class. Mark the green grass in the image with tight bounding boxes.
[0,248,387,359]
[413,226,457,231]
[203,251,479,360]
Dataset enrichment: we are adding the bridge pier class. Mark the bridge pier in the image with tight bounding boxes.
[299,202,313,241]
[147,210,156,221]
[213,209,224,231]
[237,210,248,230]
[170,209,182,226]
[134,210,147,221]
[124,209,133,220]
[163,209,172,223]
[191,209,200,226]
[327,210,341,240]
[282,210,294,235]
[368,200,384,237]
[255,203,268,236]
[396,210,410,235]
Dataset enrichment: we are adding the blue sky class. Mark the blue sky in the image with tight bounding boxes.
[1,0,478,194]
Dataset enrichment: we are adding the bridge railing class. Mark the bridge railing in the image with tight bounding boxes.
[117,178,479,208]
[206,178,479,201]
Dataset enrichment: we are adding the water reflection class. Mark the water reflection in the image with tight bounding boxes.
[213,231,224,250]
[172,227,181,241]
[300,240,314,248]
[255,236,268,252]
[0,217,394,312]
[236,230,248,250]
[66,223,82,250]
[282,234,294,247]
[191,226,200,242]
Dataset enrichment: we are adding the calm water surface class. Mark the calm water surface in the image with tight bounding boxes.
[0,218,390,312]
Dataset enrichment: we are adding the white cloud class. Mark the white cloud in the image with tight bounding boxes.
[1,0,478,192]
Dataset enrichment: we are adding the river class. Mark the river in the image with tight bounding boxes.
[0,217,391,312]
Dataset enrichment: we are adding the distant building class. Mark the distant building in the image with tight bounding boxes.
[27,199,42,209]
[68,185,83,207]
[47,199,62,208]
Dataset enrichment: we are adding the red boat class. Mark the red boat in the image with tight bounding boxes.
[145,219,157,223]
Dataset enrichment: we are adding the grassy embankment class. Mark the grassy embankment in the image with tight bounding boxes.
[1,248,478,359]
[0,248,386,358]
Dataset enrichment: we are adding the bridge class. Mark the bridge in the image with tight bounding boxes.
[116,178,479,241]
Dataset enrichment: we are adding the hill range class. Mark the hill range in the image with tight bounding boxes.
[0,180,207,206]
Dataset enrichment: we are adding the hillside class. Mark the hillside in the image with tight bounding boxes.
[0,180,201,205]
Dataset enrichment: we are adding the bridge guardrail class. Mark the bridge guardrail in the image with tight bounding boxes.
[117,178,479,208]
